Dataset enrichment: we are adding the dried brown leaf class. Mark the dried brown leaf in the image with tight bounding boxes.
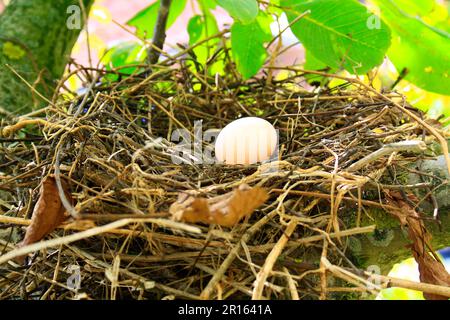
[20,175,72,247]
[170,184,269,227]
[385,191,450,300]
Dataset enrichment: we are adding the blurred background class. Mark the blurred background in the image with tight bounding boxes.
[0,0,448,123]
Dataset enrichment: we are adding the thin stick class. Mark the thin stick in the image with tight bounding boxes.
[0,215,222,249]
[366,272,450,298]
[55,145,79,219]
[2,119,65,136]
[268,66,450,176]
[0,218,201,265]
[324,259,450,298]
[252,220,298,299]
[271,189,398,211]
[319,240,330,299]
[283,267,300,300]
[266,10,310,48]
[347,140,427,172]
[4,64,54,106]
[199,209,278,300]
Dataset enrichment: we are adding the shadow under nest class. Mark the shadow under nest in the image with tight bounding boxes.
[0,62,446,300]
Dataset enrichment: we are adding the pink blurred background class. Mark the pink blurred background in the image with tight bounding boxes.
[0,0,303,69]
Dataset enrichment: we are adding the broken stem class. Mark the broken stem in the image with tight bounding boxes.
[347,140,427,172]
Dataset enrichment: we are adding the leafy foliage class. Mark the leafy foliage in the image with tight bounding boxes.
[231,13,273,79]
[371,0,450,95]
[187,13,219,65]
[303,50,337,84]
[127,0,187,38]
[198,0,217,11]
[216,0,259,24]
[107,0,449,106]
[283,0,391,75]
[389,0,435,16]
[101,42,147,80]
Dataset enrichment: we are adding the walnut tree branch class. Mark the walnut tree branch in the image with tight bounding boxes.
[147,0,172,65]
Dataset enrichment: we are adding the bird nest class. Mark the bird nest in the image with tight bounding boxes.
[0,57,449,300]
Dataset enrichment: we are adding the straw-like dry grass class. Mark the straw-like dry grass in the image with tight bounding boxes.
[0,49,449,300]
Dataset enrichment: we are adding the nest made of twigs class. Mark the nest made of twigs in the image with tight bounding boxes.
[0,52,447,300]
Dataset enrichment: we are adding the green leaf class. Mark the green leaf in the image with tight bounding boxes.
[390,0,434,17]
[127,0,187,39]
[102,41,147,79]
[267,0,284,15]
[231,13,273,79]
[304,49,332,71]
[188,16,204,45]
[304,50,337,84]
[282,0,391,74]
[217,0,259,23]
[198,0,217,11]
[2,42,26,60]
[187,13,219,64]
[372,0,450,95]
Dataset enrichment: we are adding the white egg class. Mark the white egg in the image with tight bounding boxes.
[215,117,278,165]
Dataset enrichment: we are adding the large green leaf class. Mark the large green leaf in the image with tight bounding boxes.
[390,0,435,17]
[198,0,217,11]
[304,49,337,84]
[101,41,147,81]
[127,0,187,39]
[267,0,284,15]
[282,0,391,74]
[187,13,219,64]
[372,0,450,95]
[217,0,259,24]
[304,49,334,72]
[231,13,272,79]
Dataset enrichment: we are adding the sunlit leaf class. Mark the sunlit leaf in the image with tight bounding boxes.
[217,0,259,23]
[188,14,219,65]
[231,13,272,79]
[282,0,391,74]
[267,0,284,15]
[127,0,187,39]
[198,0,217,11]
[90,5,112,23]
[397,82,450,123]
[303,49,337,84]
[390,0,435,17]
[372,0,450,95]
[101,41,147,81]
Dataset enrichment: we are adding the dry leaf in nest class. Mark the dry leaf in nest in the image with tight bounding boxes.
[385,191,450,300]
[170,184,269,227]
[19,175,72,248]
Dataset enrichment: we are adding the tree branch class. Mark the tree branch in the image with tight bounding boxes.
[147,0,172,65]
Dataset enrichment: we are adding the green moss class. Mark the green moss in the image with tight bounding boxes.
[0,0,93,112]
[366,229,395,247]
[360,207,399,229]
